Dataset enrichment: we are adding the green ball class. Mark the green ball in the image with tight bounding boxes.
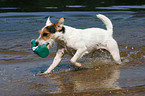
[31,39,36,48]
[34,44,49,58]
[31,40,49,58]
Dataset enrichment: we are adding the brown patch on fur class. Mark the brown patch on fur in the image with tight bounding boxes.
[39,24,56,41]
[38,18,64,41]
[55,18,64,31]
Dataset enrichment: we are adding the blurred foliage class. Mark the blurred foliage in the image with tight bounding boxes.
[0,0,145,11]
[0,0,145,7]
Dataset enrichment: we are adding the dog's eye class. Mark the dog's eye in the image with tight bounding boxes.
[43,33,48,37]
[46,26,56,33]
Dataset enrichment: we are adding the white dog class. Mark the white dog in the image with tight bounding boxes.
[36,14,122,74]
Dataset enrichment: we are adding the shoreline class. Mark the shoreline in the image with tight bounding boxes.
[28,86,145,96]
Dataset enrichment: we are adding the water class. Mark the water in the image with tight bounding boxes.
[0,10,145,95]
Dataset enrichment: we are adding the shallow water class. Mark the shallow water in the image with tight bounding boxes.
[0,10,145,95]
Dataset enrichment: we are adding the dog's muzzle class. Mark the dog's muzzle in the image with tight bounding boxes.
[35,41,49,46]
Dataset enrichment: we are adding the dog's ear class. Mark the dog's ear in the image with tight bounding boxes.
[55,17,64,31]
[46,16,52,26]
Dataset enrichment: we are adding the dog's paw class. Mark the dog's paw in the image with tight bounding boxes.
[35,71,50,76]
[116,60,122,65]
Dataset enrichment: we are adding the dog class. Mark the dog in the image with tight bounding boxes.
[35,14,122,74]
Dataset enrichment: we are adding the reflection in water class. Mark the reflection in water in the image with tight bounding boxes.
[48,64,121,93]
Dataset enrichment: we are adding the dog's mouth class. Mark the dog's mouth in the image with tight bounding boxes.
[35,41,50,49]
[46,42,49,45]
[46,43,50,49]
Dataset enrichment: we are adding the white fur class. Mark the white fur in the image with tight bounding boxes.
[36,14,122,74]
[46,16,52,26]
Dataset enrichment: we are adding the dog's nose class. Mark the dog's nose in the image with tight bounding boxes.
[35,42,39,46]
[46,43,49,45]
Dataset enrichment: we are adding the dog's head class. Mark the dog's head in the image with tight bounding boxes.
[35,17,65,48]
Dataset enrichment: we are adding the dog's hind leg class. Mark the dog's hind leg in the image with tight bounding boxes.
[70,48,87,68]
[106,40,122,64]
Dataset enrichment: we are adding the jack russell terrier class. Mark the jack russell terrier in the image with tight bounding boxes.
[35,14,122,74]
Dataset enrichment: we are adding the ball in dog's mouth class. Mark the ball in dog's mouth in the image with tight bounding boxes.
[31,39,49,58]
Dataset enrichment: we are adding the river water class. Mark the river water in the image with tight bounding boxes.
[0,10,145,95]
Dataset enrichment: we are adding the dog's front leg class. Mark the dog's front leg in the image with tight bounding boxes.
[43,48,65,74]
[70,48,87,68]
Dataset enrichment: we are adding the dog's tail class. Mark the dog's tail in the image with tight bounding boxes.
[97,14,113,35]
